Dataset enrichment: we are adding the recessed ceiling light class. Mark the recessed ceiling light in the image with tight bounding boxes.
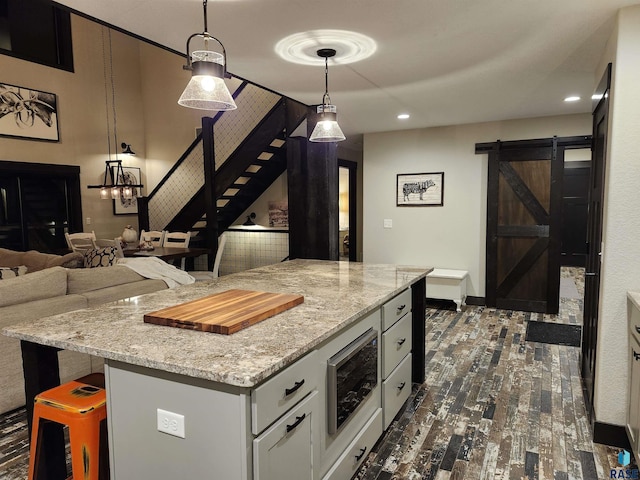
[592,94,603,100]
[564,96,581,102]
[275,30,376,65]
[397,114,410,119]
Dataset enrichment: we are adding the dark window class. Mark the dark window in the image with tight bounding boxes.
[0,0,73,72]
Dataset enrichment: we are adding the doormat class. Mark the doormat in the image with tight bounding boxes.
[525,321,581,347]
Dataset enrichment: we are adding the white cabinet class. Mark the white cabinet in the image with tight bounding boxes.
[321,409,383,480]
[380,289,412,430]
[251,351,318,434]
[627,295,640,462]
[254,391,319,480]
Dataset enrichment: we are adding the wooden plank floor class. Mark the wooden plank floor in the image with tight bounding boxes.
[0,267,632,479]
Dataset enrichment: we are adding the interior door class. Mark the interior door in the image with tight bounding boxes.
[582,64,611,418]
[478,136,590,314]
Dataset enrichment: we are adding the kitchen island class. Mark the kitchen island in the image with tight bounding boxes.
[4,259,430,480]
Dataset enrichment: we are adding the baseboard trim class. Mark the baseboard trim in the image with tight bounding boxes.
[465,296,485,306]
[593,421,630,450]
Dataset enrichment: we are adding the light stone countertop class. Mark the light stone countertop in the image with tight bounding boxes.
[3,259,430,388]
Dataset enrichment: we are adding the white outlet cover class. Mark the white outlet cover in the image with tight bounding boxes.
[157,408,185,438]
[383,219,393,228]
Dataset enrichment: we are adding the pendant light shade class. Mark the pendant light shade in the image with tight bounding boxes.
[179,1,236,111]
[309,104,346,142]
[309,48,345,143]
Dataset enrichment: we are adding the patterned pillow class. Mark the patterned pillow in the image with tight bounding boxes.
[83,247,118,268]
[0,265,28,279]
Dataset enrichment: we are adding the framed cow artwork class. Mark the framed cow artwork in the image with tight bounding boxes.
[396,172,444,206]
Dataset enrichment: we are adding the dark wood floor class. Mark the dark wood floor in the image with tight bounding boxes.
[0,268,631,479]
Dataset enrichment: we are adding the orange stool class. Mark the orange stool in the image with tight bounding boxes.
[28,380,107,480]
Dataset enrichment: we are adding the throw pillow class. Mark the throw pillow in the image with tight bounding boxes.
[83,247,118,268]
[0,265,27,279]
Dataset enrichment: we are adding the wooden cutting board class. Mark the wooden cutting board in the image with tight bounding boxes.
[143,289,304,335]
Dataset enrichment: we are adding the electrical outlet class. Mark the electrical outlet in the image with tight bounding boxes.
[157,408,185,438]
[383,219,393,229]
[86,217,91,225]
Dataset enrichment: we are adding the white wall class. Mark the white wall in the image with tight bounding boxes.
[363,114,591,297]
[594,5,640,426]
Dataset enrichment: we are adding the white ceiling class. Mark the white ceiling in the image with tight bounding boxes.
[56,0,640,146]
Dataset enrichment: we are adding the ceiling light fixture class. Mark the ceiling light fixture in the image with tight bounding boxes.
[564,96,580,102]
[87,28,143,200]
[397,114,410,120]
[309,48,345,143]
[178,0,236,111]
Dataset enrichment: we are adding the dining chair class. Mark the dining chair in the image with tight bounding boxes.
[163,231,191,269]
[65,231,97,253]
[95,238,125,258]
[139,230,165,247]
[189,232,227,281]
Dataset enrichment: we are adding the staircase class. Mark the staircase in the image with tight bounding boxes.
[138,78,307,254]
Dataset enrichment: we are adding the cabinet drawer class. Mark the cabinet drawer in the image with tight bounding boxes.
[382,289,411,331]
[254,390,318,480]
[252,351,318,435]
[322,408,383,480]
[383,353,412,430]
[382,314,412,378]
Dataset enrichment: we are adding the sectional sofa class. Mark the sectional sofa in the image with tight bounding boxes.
[0,248,168,414]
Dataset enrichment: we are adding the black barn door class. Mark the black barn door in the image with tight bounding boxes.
[477,136,590,314]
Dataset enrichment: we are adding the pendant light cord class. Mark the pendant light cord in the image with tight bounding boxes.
[102,28,112,164]
[323,56,331,107]
[109,28,119,162]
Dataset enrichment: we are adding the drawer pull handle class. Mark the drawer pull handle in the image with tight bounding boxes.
[397,304,406,313]
[636,326,640,334]
[285,379,305,396]
[355,446,367,461]
[634,351,640,361]
[397,337,406,346]
[286,414,306,433]
[397,381,406,391]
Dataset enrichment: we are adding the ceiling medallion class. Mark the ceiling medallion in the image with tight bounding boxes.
[275,30,376,66]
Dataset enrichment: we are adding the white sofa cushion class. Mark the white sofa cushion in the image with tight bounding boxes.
[67,265,147,294]
[0,266,67,307]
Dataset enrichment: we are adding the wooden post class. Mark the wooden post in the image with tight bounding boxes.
[202,116,218,271]
[287,107,339,260]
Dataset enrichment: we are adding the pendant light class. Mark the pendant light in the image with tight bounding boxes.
[309,48,345,143]
[87,28,143,199]
[178,0,236,111]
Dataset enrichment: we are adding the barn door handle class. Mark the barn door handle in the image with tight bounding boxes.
[285,379,305,396]
[634,350,640,361]
[286,414,306,433]
[355,447,367,461]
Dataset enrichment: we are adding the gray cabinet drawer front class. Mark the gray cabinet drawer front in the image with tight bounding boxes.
[251,351,318,435]
[382,289,411,331]
[382,314,412,378]
[382,354,412,430]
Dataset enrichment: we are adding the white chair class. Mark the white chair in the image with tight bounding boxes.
[189,232,227,281]
[65,231,97,253]
[95,238,124,258]
[139,230,165,247]
[162,231,191,248]
[163,231,191,269]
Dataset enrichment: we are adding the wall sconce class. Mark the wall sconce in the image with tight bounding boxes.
[243,212,256,226]
[121,142,135,155]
